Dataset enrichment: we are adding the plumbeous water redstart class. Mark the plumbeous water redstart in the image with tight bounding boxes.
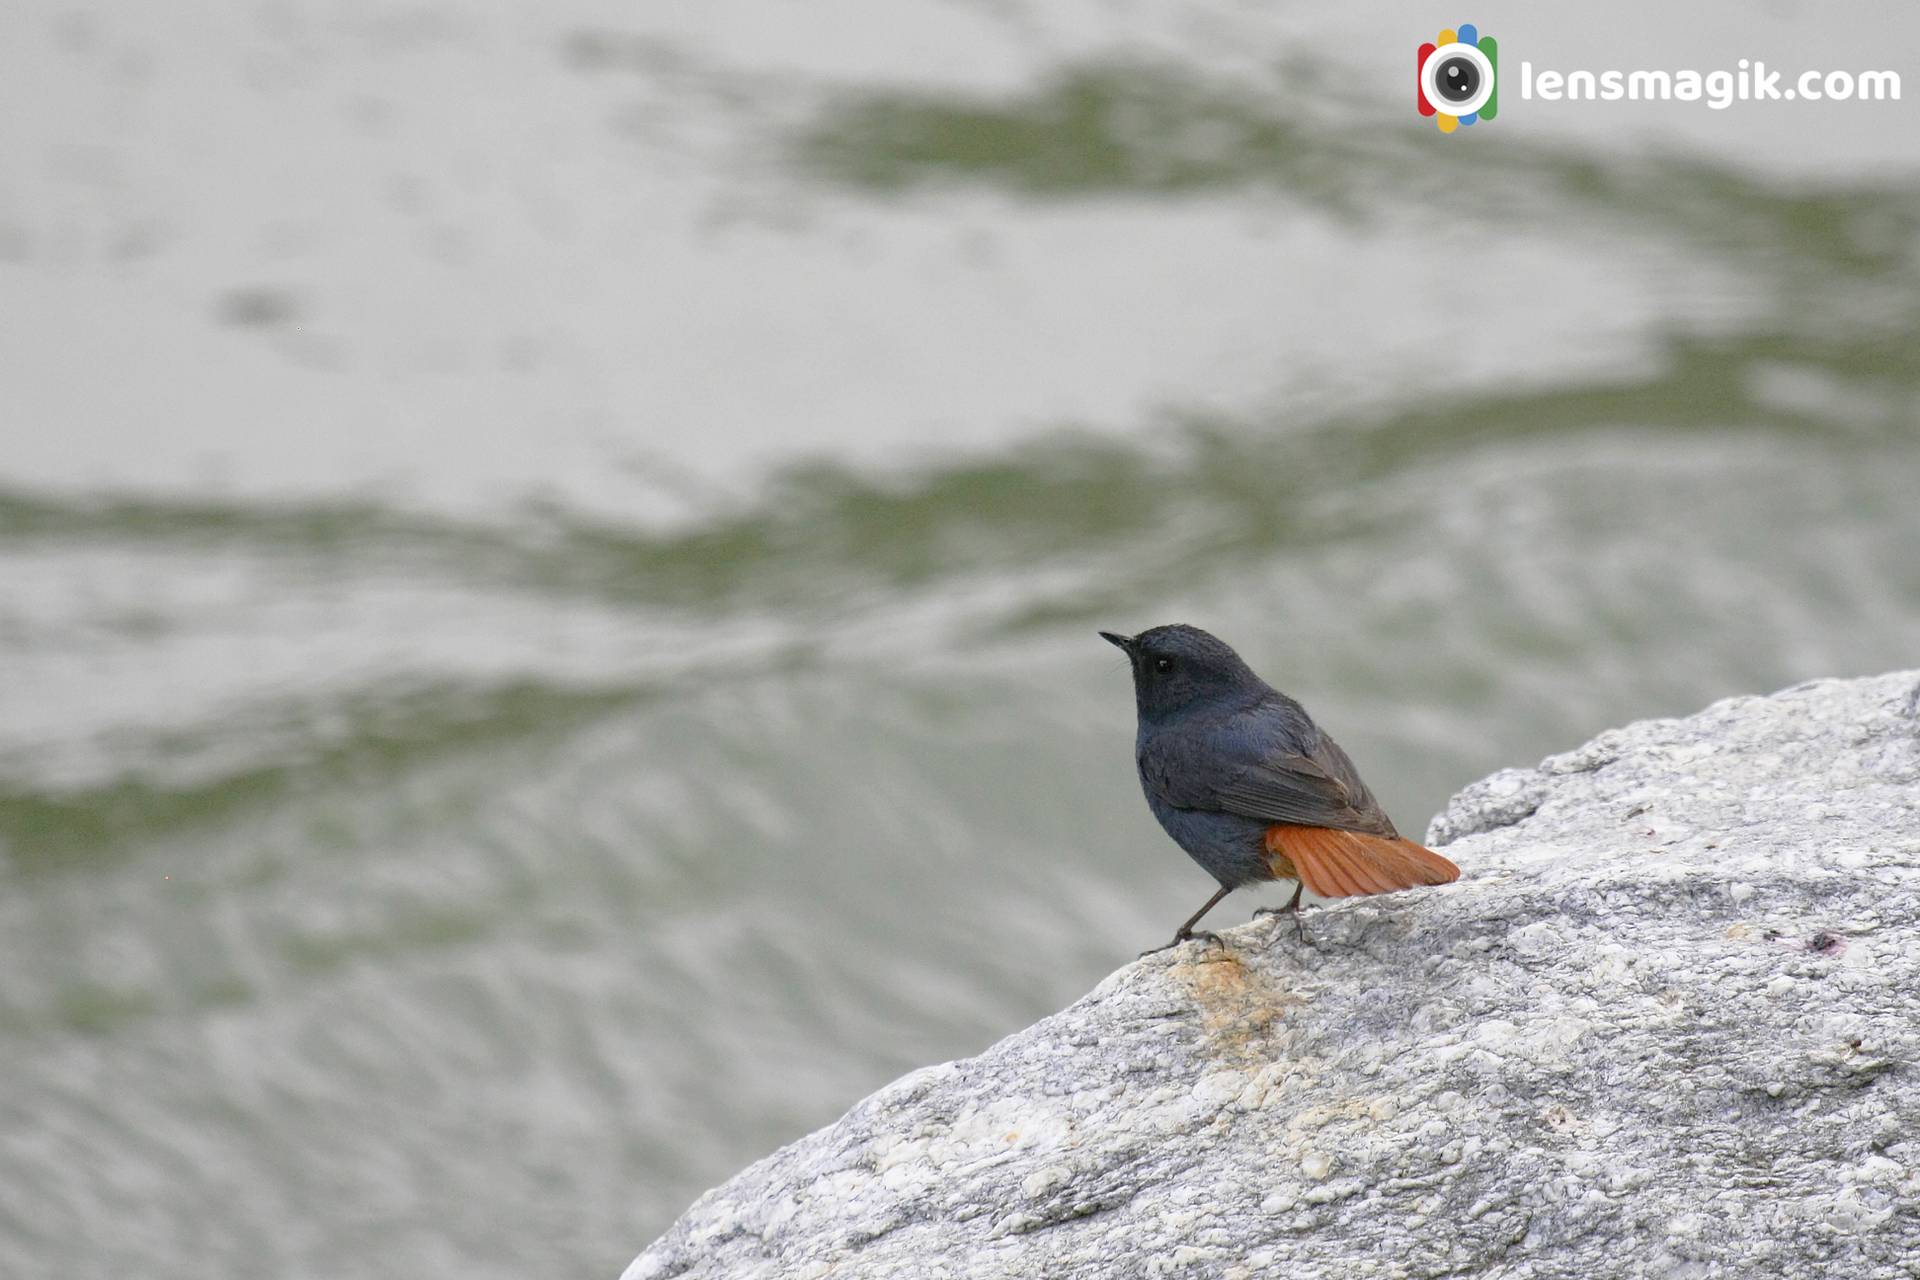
[1102,625,1459,955]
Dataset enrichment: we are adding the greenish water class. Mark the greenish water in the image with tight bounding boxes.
[2,6,1918,1279]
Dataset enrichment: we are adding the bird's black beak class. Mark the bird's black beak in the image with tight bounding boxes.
[1099,631,1136,654]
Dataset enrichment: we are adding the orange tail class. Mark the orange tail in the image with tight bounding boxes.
[1263,825,1459,899]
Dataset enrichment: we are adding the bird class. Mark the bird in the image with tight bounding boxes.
[1101,625,1458,955]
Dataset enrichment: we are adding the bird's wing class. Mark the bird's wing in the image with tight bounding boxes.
[1206,733,1400,838]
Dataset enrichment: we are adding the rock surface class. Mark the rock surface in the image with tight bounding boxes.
[627,671,1920,1279]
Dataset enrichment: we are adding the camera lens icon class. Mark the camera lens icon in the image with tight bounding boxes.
[1416,24,1499,133]
[1426,45,1492,113]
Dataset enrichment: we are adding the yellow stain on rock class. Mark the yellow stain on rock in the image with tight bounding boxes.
[1168,948,1302,1065]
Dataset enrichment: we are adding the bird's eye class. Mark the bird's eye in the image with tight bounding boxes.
[1154,656,1174,674]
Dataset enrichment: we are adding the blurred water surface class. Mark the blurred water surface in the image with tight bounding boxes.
[2,3,1918,1278]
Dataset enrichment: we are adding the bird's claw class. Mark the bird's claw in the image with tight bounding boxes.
[1254,881,1311,945]
[1137,928,1226,959]
[1253,905,1312,946]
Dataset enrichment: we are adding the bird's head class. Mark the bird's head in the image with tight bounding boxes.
[1099,624,1262,723]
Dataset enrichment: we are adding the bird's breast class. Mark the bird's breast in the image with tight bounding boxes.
[1141,791,1275,889]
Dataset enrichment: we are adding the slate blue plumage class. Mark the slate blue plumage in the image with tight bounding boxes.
[1102,624,1455,954]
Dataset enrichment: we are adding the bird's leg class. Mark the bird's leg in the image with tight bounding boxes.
[1254,881,1310,944]
[1138,885,1233,958]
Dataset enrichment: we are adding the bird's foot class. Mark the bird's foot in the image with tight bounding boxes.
[1137,928,1226,959]
[1253,905,1312,946]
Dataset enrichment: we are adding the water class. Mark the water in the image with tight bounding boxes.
[2,4,1918,1277]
